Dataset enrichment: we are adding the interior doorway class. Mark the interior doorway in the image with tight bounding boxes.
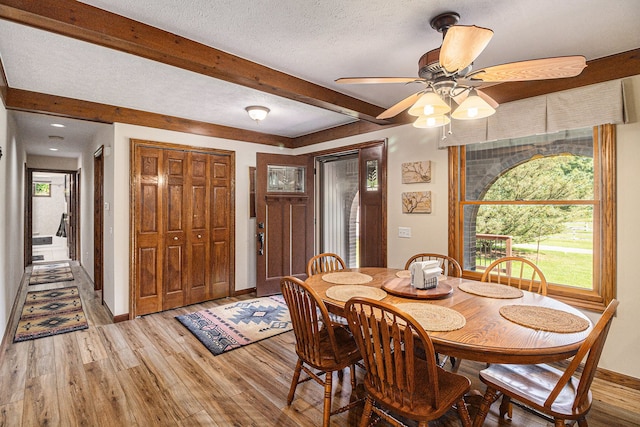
[25,169,79,266]
[315,140,387,268]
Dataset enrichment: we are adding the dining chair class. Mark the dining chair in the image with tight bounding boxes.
[481,256,548,295]
[472,299,619,427]
[345,297,472,427]
[306,252,346,277]
[280,276,363,427]
[405,253,462,370]
[404,253,462,278]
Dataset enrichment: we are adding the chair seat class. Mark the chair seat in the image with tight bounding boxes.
[305,324,361,370]
[367,357,471,420]
[480,363,591,419]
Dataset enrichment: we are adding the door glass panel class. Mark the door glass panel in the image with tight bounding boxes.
[365,160,378,191]
[267,165,305,192]
[318,154,359,267]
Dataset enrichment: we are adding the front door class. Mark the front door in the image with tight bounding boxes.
[255,153,314,296]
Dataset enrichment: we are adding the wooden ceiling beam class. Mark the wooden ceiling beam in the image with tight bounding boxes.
[480,48,640,104]
[0,0,390,125]
[6,88,293,147]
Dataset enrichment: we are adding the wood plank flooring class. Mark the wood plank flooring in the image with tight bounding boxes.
[1,262,639,426]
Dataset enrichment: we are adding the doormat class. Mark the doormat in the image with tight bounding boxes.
[176,295,292,356]
[29,264,74,285]
[14,286,88,342]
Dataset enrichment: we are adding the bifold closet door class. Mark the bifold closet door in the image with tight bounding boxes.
[134,144,232,316]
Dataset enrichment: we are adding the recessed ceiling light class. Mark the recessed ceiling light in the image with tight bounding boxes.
[49,148,59,151]
[51,123,65,128]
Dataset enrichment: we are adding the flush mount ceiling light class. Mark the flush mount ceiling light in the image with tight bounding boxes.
[245,106,270,123]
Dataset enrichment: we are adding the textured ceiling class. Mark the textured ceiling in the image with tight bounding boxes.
[1,0,639,157]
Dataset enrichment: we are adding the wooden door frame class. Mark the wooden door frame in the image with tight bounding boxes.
[308,139,388,265]
[129,139,236,318]
[24,168,80,267]
[94,146,104,296]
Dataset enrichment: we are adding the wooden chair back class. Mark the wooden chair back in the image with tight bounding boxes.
[345,298,441,411]
[546,299,619,411]
[404,253,462,278]
[280,276,340,367]
[306,252,346,277]
[481,256,548,295]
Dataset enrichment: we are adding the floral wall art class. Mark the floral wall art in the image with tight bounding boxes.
[401,160,431,183]
[402,191,431,214]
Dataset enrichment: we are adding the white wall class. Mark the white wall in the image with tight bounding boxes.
[0,106,25,341]
[26,155,78,170]
[80,125,115,282]
[106,123,286,317]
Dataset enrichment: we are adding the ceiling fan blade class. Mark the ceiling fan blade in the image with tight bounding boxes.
[377,92,421,119]
[470,56,587,82]
[335,77,421,84]
[439,25,493,74]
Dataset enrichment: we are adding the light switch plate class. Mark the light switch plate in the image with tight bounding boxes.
[398,227,411,238]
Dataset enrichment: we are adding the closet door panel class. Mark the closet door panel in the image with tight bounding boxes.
[163,150,187,310]
[210,156,231,299]
[187,152,211,304]
[134,146,164,315]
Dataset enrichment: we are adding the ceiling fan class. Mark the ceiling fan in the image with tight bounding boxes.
[336,12,587,128]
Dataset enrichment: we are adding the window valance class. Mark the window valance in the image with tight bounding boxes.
[437,79,628,148]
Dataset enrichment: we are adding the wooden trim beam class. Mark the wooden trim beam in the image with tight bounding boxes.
[481,48,640,104]
[6,88,293,147]
[0,0,390,125]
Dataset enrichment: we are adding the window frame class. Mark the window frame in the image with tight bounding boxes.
[448,125,616,312]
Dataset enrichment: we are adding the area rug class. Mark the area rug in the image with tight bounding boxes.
[14,286,88,342]
[29,264,74,285]
[176,295,292,355]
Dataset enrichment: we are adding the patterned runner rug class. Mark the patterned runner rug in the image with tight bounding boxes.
[29,263,74,285]
[176,295,292,355]
[14,286,88,342]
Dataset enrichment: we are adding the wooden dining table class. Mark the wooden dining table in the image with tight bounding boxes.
[305,267,593,365]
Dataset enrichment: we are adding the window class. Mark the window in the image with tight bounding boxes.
[449,125,616,311]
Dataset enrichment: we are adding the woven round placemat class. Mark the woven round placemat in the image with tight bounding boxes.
[322,272,373,285]
[325,285,387,302]
[459,282,524,299]
[499,305,590,333]
[394,303,466,332]
[396,270,411,278]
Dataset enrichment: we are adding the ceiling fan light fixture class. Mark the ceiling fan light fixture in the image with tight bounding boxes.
[413,114,450,128]
[408,91,451,117]
[245,105,270,122]
[451,89,495,120]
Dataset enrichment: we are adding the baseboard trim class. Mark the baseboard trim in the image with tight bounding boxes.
[113,313,129,323]
[553,359,640,391]
[234,287,256,296]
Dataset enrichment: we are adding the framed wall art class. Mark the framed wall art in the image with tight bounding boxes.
[401,160,431,183]
[402,191,431,214]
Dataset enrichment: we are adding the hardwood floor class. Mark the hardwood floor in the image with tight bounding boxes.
[1,263,639,426]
